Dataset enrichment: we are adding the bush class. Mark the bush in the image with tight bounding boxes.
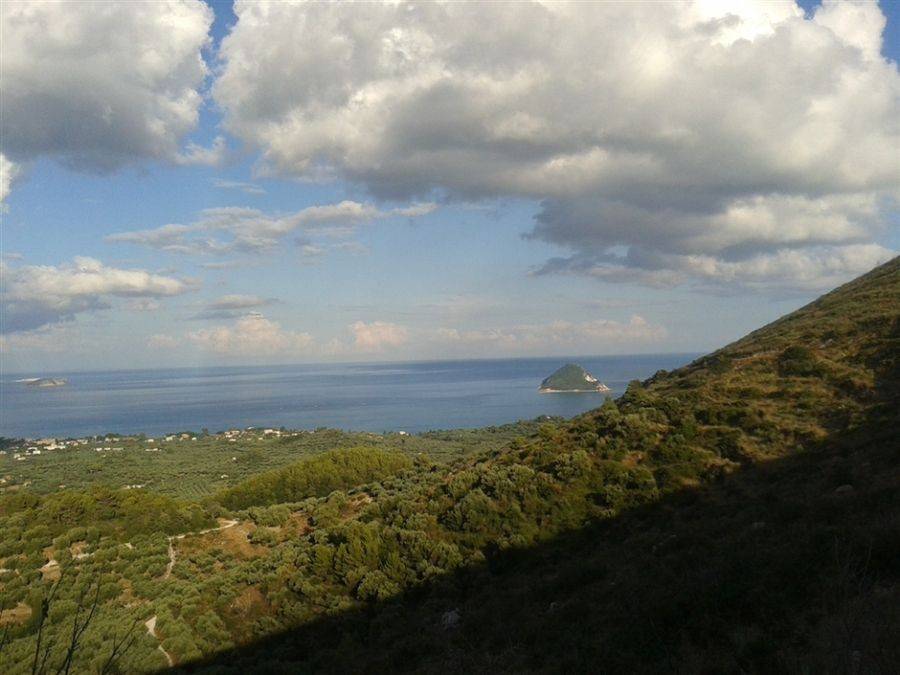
[778,345,826,377]
[217,447,413,509]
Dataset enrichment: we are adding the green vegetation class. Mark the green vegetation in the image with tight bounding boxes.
[217,447,413,509]
[0,488,211,546]
[0,258,897,673]
[0,421,546,499]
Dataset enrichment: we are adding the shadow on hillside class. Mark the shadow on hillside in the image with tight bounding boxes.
[169,398,900,674]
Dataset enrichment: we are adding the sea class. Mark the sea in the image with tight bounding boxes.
[0,354,698,439]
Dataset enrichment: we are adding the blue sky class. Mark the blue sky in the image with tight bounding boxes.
[1,0,897,372]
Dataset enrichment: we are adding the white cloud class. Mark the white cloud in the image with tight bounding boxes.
[668,243,895,293]
[0,153,20,206]
[1,257,195,333]
[147,334,180,350]
[331,241,371,256]
[126,298,161,312]
[214,0,899,293]
[107,200,436,257]
[192,294,276,319]
[200,260,245,270]
[541,243,895,294]
[392,203,439,218]
[0,0,212,175]
[0,323,73,353]
[298,244,326,264]
[814,0,887,60]
[350,321,409,352]
[107,224,194,250]
[432,315,665,353]
[208,294,273,311]
[175,136,228,167]
[188,313,313,356]
[213,179,266,195]
[129,313,665,361]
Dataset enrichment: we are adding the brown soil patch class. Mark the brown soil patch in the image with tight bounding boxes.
[340,492,374,519]
[288,512,313,535]
[230,585,269,614]
[621,452,645,468]
[0,601,32,626]
[41,560,60,582]
[180,522,265,559]
[226,585,272,640]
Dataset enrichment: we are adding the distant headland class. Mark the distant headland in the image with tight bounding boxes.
[539,364,610,393]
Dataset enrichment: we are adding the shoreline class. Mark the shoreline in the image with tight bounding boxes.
[538,388,610,394]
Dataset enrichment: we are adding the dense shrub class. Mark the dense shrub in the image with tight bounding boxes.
[217,447,413,509]
[778,345,826,377]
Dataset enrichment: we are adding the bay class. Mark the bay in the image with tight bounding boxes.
[0,353,698,438]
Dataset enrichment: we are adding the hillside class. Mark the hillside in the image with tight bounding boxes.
[188,257,899,672]
[0,259,896,673]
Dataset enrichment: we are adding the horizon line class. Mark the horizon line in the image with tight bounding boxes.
[1,350,704,378]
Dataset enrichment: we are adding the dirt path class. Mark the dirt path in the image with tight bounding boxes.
[144,615,175,668]
[143,519,240,666]
[163,539,176,580]
[162,519,239,580]
[22,522,240,667]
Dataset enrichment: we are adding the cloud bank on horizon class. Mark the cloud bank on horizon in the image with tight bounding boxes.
[0,0,898,365]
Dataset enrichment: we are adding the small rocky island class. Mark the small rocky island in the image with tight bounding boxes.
[18,377,68,388]
[539,364,610,393]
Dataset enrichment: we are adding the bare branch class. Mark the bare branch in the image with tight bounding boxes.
[99,620,141,675]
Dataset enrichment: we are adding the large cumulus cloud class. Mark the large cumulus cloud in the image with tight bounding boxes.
[215,0,899,292]
[0,0,214,174]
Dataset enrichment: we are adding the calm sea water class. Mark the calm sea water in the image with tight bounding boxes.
[0,354,697,439]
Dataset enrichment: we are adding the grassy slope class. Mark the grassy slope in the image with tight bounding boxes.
[643,256,899,459]
[190,258,899,673]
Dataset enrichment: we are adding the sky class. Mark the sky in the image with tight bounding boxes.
[0,0,898,372]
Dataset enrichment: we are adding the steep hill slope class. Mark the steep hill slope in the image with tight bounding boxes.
[643,256,899,460]
[186,258,899,672]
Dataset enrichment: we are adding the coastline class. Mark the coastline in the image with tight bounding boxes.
[538,388,610,394]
